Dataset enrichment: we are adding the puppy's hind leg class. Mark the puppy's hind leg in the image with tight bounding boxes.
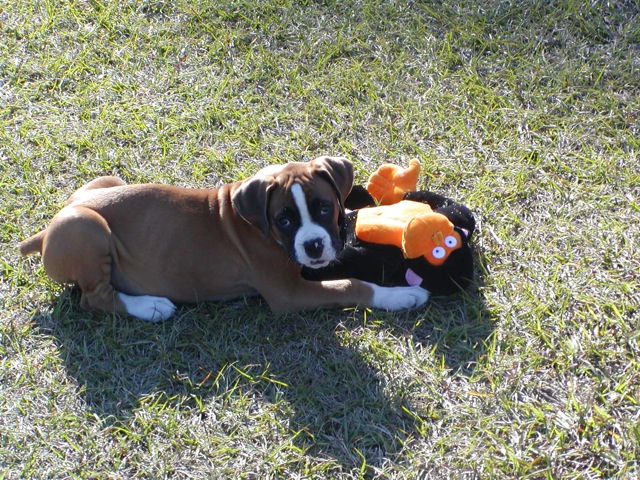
[41,206,175,321]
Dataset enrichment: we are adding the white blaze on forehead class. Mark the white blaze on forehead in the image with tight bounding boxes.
[291,183,313,225]
[290,183,337,268]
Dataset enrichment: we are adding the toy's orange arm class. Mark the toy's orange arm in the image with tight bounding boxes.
[366,159,420,205]
[355,200,433,248]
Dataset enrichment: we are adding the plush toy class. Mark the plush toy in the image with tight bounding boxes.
[302,159,476,295]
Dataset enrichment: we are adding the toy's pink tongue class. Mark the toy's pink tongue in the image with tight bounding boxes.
[405,268,423,286]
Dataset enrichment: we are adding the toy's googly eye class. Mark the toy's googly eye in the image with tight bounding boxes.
[433,246,446,259]
[445,235,458,248]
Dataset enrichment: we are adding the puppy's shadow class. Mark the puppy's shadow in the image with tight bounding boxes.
[32,255,493,472]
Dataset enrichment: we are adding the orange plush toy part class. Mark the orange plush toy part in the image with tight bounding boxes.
[355,200,433,249]
[366,158,420,205]
[402,211,462,266]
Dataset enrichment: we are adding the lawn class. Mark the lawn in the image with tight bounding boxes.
[1,0,639,478]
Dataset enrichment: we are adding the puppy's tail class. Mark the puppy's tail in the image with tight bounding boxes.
[19,230,46,256]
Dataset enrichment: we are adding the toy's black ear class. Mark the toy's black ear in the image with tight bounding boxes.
[345,185,376,210]
[311,156,354,209]
[437,204,476,239]
[232,174,277,237]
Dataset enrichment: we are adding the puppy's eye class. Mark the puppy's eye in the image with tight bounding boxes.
[277,215,292,228]
[319,204,332,216]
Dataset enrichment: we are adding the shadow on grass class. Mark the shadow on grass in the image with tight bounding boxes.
[31,251,492,473]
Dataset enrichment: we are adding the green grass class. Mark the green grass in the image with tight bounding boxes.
[2,0,639,478]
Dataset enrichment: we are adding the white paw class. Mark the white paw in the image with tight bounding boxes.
[368,283,430,311]
[118,293,176,322]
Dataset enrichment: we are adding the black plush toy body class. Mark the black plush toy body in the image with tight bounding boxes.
[302,160,476,295]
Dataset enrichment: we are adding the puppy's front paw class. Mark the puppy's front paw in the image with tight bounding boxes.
[118,293,177,322]
[368,284,430,311]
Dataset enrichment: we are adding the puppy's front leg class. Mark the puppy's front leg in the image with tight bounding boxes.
[259,274,429,314]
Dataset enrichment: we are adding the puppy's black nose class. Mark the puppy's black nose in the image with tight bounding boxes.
[304,238,324,259]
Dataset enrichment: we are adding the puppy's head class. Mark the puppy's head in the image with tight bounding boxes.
[232,156,353,269]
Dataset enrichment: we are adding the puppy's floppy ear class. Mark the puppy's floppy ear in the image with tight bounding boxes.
[311,156,354,208]
[232,175,276,237]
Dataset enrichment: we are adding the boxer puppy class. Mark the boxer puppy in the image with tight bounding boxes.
[19,157,429,321]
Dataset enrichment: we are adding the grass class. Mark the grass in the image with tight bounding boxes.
[1,0,639,477]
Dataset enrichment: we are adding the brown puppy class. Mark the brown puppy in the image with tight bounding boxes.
[20,157,429,321]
